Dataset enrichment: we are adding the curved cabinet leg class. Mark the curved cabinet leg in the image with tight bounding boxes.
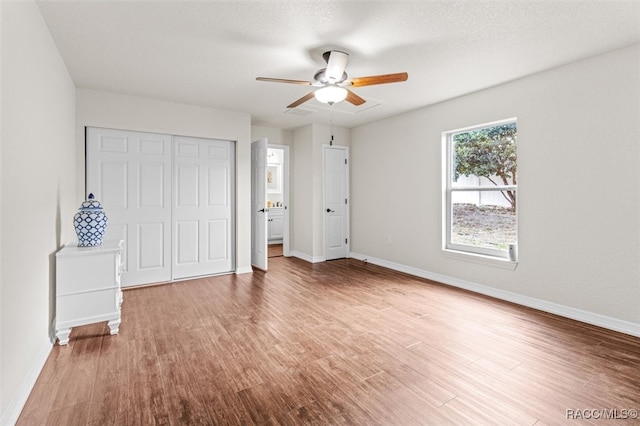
[56,328,71,346]
[107,318,121,335]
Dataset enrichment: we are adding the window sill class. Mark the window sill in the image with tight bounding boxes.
[442,249,518,270]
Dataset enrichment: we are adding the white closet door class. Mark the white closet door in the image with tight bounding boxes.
[173,136,235,279]
[86,127,172,287]
[324,145,349,260]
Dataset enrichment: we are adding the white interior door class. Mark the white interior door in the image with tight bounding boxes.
[86,127,172,286]
[324,145,349,260]
[251,138,268,270]
[172,136,235,279]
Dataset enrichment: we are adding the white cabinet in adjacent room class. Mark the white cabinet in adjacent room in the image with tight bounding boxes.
[268,208,284,242]
[55,240,123,345]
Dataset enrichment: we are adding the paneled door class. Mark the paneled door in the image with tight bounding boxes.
[86,128,235,287]
[86,127,172,286]
[323,145,349,260]
[251,138,268,271]
[172,136,235,279]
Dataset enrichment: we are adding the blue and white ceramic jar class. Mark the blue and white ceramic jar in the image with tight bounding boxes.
[73,193,108,247]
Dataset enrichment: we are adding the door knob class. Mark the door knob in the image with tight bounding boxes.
[258,208,266,213]
[326,208,335,213]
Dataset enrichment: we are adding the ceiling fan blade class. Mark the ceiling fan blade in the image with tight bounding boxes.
[348,72,408,87]
[256,77,313,85]
[287,92,315,108]
[325,50,349,82]
[345,89,366,106]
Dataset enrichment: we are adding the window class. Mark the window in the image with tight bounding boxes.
[443,119,517,260]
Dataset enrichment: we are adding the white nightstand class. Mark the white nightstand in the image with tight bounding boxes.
[55,240,123,345]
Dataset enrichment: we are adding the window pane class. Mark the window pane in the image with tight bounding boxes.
[451,174,513,189]
[451,192,516,250]
[451,122,517,192]
[451,173,479,188]
[445,119,517,258]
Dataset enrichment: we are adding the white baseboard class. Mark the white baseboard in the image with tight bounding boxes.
[290,251,325,264]
[1,338,52,426]
[235,265,253,275]
[350,252,640,338]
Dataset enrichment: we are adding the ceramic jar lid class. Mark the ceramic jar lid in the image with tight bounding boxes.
[79,193,103,210]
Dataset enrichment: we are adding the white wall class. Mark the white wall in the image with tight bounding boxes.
[251,125,293,147]
[314,124,350,258]
[290,123,350,261]
[76,89,252,273]
[351,44,640,334]
[1,1,77,423]
[292,125,314,258]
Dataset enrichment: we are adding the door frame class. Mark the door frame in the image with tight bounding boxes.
[267,144,291,257]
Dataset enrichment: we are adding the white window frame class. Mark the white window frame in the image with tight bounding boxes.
[442,118,517,266]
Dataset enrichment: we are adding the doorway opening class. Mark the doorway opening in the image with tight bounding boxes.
[268,244,283,258]
[267,145,290,258]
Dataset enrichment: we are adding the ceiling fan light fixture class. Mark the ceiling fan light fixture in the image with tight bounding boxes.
[256,50,408,109]
[314,86,347,105]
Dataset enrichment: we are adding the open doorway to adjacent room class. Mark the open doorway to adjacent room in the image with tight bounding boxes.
[266,145,290,258]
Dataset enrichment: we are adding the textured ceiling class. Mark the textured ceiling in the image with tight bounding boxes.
[37,1,640,129]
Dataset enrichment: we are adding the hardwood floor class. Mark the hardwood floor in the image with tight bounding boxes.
[18,257,640,425]
[268,244,283,258]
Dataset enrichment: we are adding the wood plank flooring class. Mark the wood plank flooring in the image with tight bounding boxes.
[268,244,283,258]
[18,257,640,425]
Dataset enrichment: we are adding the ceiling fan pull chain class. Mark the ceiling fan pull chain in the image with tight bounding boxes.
[330,109,335,146]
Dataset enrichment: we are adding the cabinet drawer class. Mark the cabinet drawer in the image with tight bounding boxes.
[57,254,116,294]
[56,287,120,324]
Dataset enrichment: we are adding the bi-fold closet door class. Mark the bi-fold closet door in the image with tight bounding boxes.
[86,127,235,287]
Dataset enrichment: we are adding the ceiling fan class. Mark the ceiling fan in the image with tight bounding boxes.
[256,50,408,108]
